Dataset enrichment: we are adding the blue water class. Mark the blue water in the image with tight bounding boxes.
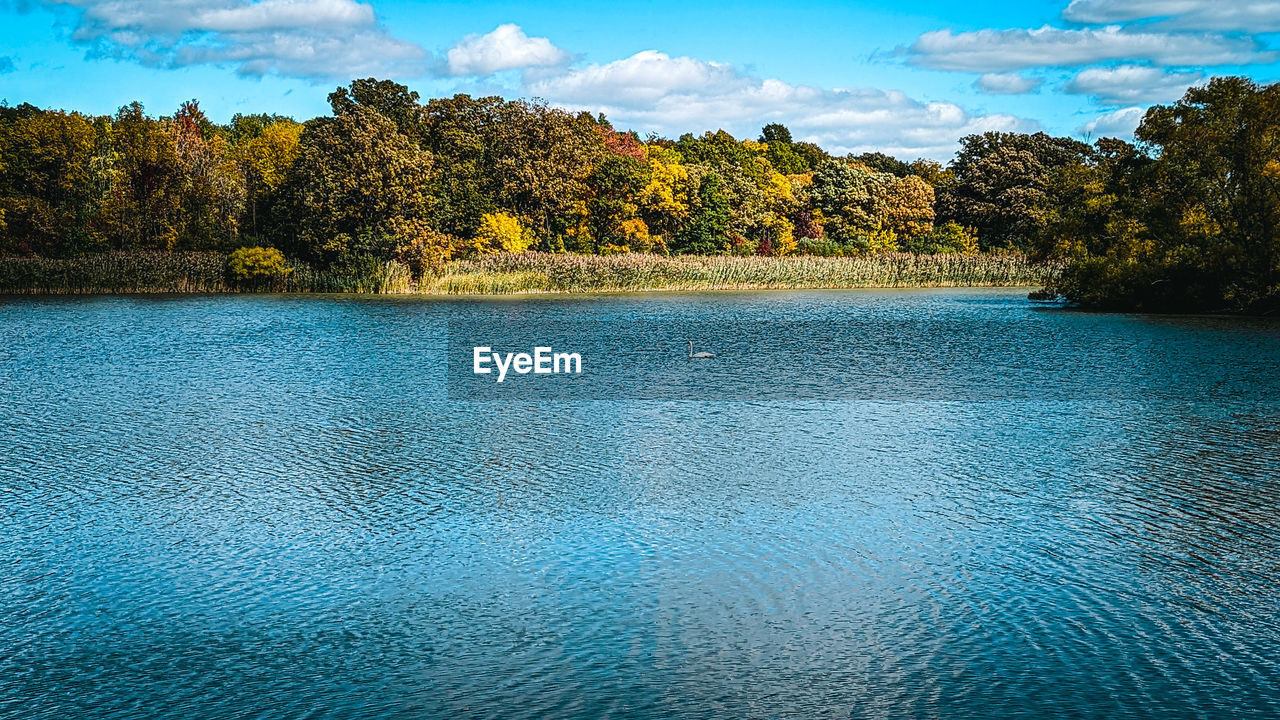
[2,289,1279,719]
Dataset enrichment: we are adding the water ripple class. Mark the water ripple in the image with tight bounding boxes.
[1,291,1279,719]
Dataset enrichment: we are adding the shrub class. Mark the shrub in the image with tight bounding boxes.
[795,238,849,257]
[227,246,290,286]
[900,221,979,255]
[392,218,454,279]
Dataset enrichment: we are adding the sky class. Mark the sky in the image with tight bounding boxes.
[2,0,1279,160]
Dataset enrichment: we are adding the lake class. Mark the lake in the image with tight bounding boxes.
[2,289,1279,719]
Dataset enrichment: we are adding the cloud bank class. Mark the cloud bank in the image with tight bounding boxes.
[1065,65,1206,105]
[528,51,1035,158]
[1063,0,1280,32]
[44,0,427,78]
[908,25,1270,72]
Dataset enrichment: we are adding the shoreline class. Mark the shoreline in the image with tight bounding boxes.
[0,283,1045,299]
[0,251,1057,297]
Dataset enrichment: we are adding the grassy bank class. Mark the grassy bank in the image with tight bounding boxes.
[0,251,1055,296]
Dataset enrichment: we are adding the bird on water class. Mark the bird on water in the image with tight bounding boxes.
[688,341,715,359]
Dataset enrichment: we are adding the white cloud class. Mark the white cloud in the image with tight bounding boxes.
[1065,65,1205,105]
[974,72,1042,94]
[526,50,742,103]
[446,23,570,76]
[1080,106,1147,138]
[907,25,1271,72]
[41,0,427,79]
[1064,0,1280,32]
[527,51,1036,159]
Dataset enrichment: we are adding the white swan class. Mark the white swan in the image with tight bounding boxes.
[687,341,715,359]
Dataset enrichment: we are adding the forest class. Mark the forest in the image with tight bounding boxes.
[1,76,1277,313]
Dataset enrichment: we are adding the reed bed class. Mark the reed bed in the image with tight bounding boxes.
[0,252,233,295]
[424,252,1057,294]
[1,250,1056,296]
[0,252,412,295]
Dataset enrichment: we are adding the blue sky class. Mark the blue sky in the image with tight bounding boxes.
[2,0,1279,159]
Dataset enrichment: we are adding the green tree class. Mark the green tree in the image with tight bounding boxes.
[585,154,651,251]
[673,172,731,254]
[809,160,891,247]
[328,78,423,137]
[759,123,808,174]
[1049,78,1280,312]
[853,152,911,178]
[938,131,1093,251]
[278,108,435,262]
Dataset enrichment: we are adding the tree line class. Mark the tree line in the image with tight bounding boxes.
[2,76,1277,312]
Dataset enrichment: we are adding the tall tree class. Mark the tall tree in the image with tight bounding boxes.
[673,171,731,254]
[102,102,185,250]
[328,78,424,137]
[938,131,1093,251]
[278,108,434,262]
[0,108,103,255]
[235,118,302,238]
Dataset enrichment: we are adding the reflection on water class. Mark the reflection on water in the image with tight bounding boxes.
[1,289,1279,719]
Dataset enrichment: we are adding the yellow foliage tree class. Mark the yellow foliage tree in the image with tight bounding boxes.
[882,175,935,239]
[470,212,533,255]
[238,121,302,193]
[639,147,692,244]
[617,217,660,253]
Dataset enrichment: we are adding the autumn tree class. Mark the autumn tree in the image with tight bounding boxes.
[809,159,933,251]
[173,100,243,249]
[234,118,302,238]
[882,175,935,239]
[0,107,103,255]
[638,145,693,249]
[468,211,533,255]
[101,102,185,250]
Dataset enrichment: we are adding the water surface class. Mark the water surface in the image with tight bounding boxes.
[2,289,1279,719]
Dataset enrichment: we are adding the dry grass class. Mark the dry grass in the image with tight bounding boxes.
[420,252,1056,294]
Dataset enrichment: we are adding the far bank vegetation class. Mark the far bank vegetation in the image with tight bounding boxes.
[2,77,1276,310]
